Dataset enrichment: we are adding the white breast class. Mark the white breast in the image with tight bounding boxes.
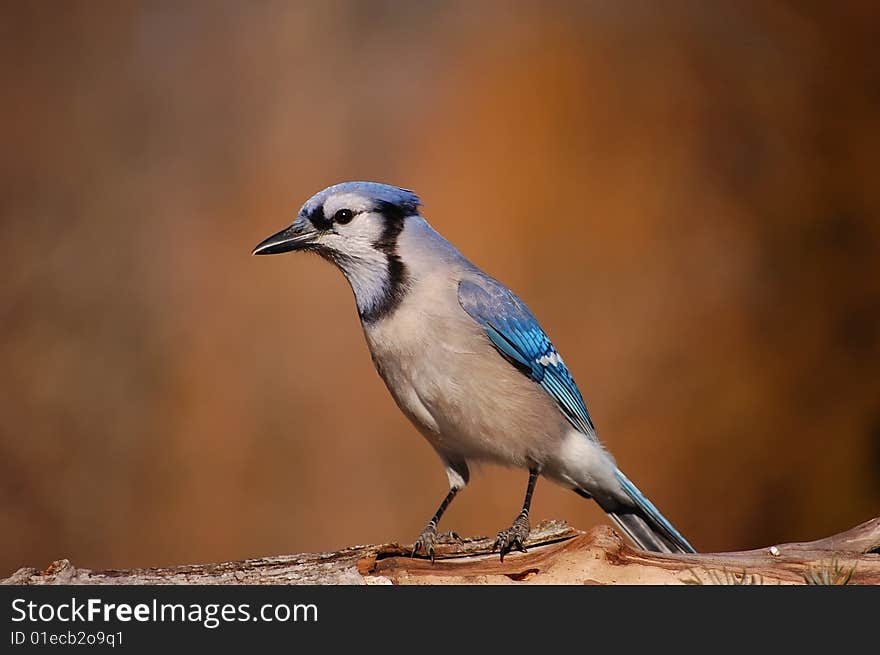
[361,221,569,468]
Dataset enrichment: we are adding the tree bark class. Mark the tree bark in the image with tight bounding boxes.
[4,517,878,585]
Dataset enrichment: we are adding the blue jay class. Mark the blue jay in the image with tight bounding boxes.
[253,181,695,560]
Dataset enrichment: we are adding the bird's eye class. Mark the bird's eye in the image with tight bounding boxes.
[334,209,354,224]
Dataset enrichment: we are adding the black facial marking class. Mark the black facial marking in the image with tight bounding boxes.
[308,205,332,231]
[359,200,410,324]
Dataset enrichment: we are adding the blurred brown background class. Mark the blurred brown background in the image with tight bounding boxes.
[2,1,879,575]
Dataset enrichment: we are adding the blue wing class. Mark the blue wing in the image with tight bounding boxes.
[458,276,596,437]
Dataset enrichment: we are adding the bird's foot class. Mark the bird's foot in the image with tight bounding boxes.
[411,525,461,562]
[437,530,462,543]
[493,513,530,562]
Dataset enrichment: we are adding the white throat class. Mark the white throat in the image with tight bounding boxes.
[337,249,395,319]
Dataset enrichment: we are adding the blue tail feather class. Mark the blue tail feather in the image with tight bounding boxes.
[611,469,695,554]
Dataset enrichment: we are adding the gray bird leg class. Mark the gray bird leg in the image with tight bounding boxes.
[412,488,461,562]
[494,468,539,561]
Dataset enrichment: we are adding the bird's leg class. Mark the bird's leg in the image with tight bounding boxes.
[412,487,460,562]
[494,468,539,561]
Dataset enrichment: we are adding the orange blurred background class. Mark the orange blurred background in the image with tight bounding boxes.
[2,1,879,575]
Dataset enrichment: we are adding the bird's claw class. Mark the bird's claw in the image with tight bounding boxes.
[493,515,530,562]
[412,527,462,562]
[412,528,435,562]
[437,530,462,543]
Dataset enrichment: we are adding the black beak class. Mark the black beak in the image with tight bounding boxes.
[252,223,317,256]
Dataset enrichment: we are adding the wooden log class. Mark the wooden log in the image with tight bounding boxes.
[4,517,878,585]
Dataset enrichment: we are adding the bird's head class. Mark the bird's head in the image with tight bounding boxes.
[253,181,421,322]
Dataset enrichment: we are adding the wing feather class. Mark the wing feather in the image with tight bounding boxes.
[458,276,596,437]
